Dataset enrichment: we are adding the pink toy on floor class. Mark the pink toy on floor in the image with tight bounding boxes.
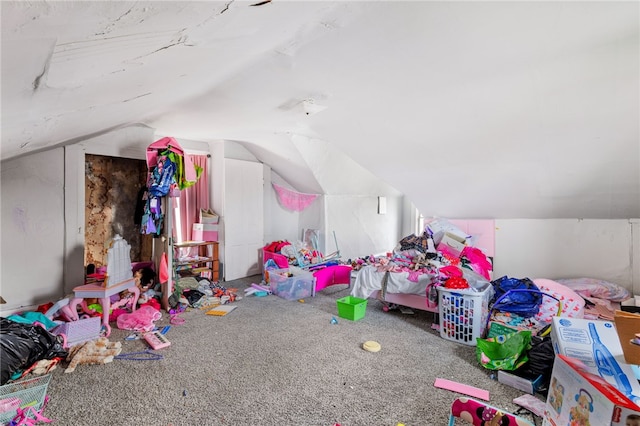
[313,265,352,292]
[45,297,94,322]
[116,305,161,332]
[449,397,535,426]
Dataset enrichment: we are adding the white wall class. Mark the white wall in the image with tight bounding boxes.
[493,219,638,293]
[1,148,66,311]
[325,194,403,261]
[1,128,637,314]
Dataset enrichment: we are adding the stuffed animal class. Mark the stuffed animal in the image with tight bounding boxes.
[64,337,122,373]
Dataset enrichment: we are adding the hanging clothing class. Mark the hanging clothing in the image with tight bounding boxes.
[166,150,202,190]
[142,137,205,238]
[148,154,177,197]
[134,187,148,226]
[140,195,163,236]
[147,137,201,190]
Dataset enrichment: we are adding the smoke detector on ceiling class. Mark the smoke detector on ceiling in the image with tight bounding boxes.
[302,99,327,116]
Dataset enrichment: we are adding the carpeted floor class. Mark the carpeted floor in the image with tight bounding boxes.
[41,275,543,425]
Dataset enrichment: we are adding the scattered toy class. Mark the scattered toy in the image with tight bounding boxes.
[362,341,381,353]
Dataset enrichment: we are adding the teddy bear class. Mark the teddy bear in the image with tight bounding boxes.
[64,337,122,373]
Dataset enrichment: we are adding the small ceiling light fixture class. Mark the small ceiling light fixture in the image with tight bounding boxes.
[302,99,327,116]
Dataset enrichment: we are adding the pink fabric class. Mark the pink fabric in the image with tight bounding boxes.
[533,278,585,323]
[183,152,198,182]
[116,305,161,332]
[272,183,318,212]
[147,137,198,189]
[461,246,493,280]
[159,252,169,284]
[175,155,209,243]
[146,137,184,170]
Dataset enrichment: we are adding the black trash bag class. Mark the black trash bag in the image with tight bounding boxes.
[513,330,555,397]
[0,317,68,385]
[491,276,543,318]
[183,289,205,306]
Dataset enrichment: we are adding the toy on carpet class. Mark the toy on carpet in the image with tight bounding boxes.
[30,359,60,376]
[64,337,122,373]
[122,267,157,305]
[44,295,98,322]
[116,305,161,332]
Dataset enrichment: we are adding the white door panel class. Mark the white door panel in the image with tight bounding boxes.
[224,159,264,280]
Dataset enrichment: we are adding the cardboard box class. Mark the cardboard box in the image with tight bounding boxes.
[192,223,219,241]
[614,310,640,365]
[497,370,544,394]
[543,355,640,426]
[437,233,467,258]
[550,317,640,401]
[425,218,469,245]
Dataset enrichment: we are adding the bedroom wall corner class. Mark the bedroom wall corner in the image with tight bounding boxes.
[325,194,403,261]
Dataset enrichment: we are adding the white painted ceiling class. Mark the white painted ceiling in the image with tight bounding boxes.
[2,1,639,219]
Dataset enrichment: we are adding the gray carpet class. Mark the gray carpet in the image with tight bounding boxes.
[42,275,543,425]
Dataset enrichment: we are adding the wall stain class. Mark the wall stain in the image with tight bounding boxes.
[85,155,152,268]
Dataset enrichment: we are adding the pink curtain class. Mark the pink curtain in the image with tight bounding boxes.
[175,155,209,242]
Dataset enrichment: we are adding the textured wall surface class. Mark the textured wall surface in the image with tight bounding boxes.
[84,154,150,267]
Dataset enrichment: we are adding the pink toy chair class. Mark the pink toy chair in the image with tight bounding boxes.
[448,397,535,426]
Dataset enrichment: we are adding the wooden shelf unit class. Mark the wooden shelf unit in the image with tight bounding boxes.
[173,241,219,282]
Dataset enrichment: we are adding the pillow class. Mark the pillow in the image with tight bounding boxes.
[533,278,585,324]
[555,278,631,302]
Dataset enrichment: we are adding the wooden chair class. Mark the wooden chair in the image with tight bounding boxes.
[448,397,536,426]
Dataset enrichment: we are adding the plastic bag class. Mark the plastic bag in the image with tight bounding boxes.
[516,334,555,395]
[476,330,532,371]
[0,318,68,385]
[491,276,542,318]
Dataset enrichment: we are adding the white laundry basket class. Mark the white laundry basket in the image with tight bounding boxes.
[438,285,494,346]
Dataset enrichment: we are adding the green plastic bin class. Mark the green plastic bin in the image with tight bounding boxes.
[336,296,368,321]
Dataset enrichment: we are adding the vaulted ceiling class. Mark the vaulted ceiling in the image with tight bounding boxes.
[2,1,638,218]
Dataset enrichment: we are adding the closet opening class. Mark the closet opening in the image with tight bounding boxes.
[84,154,153,272]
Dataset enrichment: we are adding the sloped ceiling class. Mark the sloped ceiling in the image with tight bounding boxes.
[2,1,638,219]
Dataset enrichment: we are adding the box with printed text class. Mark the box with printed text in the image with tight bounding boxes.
[550,317,640,402]
[543,355,640,426]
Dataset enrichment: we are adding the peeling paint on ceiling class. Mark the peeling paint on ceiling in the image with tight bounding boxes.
[1,1,638,219]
